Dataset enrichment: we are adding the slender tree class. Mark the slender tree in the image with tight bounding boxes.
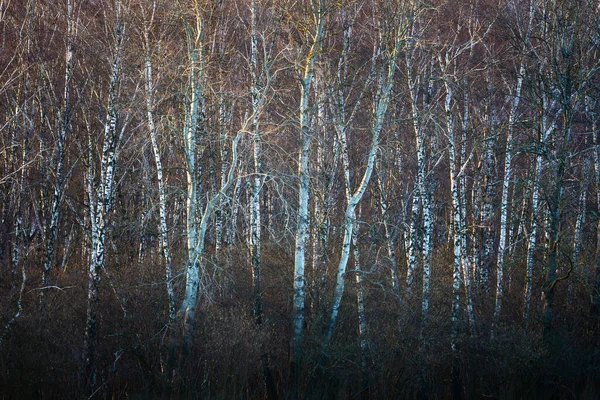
[290,1,326,395]
[81,1,127,391]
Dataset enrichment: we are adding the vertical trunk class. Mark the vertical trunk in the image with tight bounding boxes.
[491,79,518,339]
[81,7,125,391]
[291,3,325,395]
[376,158,399,291]
[352,210,369,389]
[215,100,227,253]
[460,91,476,335]
[405,24,426,294]
[249,0,263,325]
[0,239,26,348]
[181,128,243,350]
[444,81,463,351]
[41,0,75,316]
[569,170,587,304]
[310,75,331,311]
[1,126,29,348]
[543,115,573,336]
[229,172,242,247]
[491,7,531,335]
[325,22,400,345]
[217,100,234,254]
[422,181,433,328]
[143,1,175,324]
[542,1,580,336]
[524,85,557,326]
[179,7,206,350]
[478,73,496,293]
[524,154,542,328]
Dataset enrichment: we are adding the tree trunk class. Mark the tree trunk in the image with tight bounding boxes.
[291,3,325,396]
[81,7,125,391]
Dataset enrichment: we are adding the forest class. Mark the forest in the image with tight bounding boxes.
[1,0,599,398]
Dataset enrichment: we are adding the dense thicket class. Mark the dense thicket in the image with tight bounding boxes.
[1,0,599,398]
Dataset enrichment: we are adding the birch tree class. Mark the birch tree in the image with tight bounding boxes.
[81,1,127,391]
[177,2,205,350]
[524,75,558,328]
[404,6,435,304]
[141,0,175,324]
[491,0,534,340]
[324,4,405,348]
[290,1,325,394]
[437,3,482,344]
[540,0,596,336]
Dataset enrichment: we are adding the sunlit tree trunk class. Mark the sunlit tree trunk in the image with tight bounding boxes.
[492,0,533,339]
[325,19,402,346]
[142,0,175,324]
[290,2,325,395]
[81,4,126,391]
[249,0,264,325]
[405,19,432,296]
[311,74,339,310]
[176,1,216,354]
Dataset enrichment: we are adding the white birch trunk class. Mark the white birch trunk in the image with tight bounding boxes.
[179,7,206,348]
[479,78,496,293]
[249,0,265,324]
[82,7,125,390]
[524,90,556,327]
[405,24,426,294]
[443,81,463,351]
[291,3,325,393]
[376,158,399,291]
[143,2,175,323]
[492,1,533,337]
[422,180,433,327]
[352,212,369,380]
[491,73,520,339]
[493,0,536,339]
[460,91,476,335]
[181,129,244,348]
[325,22,401,345]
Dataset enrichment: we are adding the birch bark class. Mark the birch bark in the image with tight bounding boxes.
[524,90,557,328]
[376,157,399,291]
[249,0,263,325]
[405,18,431,295]
[491,0,534,339]
[178,2,206,350]
[291,2,325,394]
[142,0,175,324]
[81,4,126,391]
[325,18,403,346]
